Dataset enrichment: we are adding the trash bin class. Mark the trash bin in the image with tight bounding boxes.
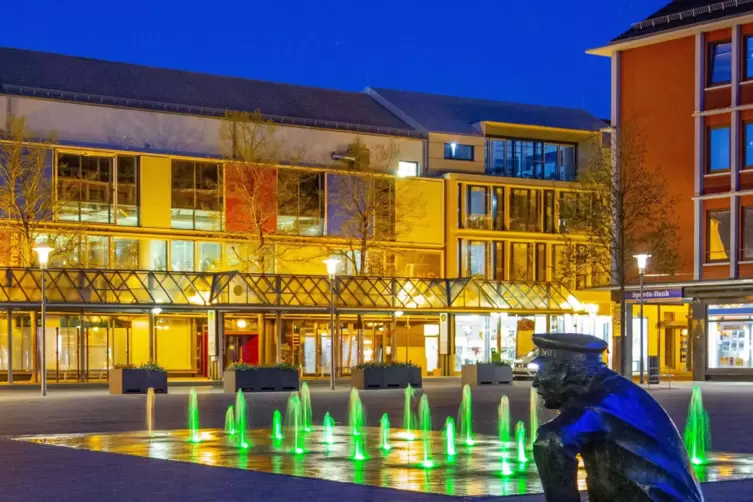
[648,356,660,384]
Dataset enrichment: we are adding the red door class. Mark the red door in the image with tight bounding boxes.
[241,335,259,365]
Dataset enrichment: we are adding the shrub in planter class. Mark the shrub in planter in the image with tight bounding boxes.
[109,362,168,394]
[223,363,300,393]
[461,362,512,386]
[351,362,422,389]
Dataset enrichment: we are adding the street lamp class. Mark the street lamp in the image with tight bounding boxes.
[323,258,339,390]
[634,253,651,385]
[33,245,52,397]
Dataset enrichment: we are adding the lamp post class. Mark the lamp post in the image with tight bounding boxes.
[634,253,651,385]
[323,258,339,390]
[33,245,52,397]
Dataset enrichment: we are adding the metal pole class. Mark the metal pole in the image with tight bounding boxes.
[329,275,336,390]
[639,270,645,385]
[405,317,410,363]
[40,268,47,396]
[7,308,12,384]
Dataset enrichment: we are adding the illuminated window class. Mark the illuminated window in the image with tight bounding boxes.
[113,238,139,269]
[444,143,474,161]
[397,161,418,177]
[488,139,576,180]
[509,188,539,232]
[707,210,731,262]
[171,160,223,231]
[466,186,489,229]
[510,242,532,281]
[171,240,195,271]
[708,127,731,172]
[709,41,732,86]
[198,242,221,272]
[277,169,323,236]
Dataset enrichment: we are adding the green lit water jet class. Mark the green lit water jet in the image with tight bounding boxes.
[349,388,367,460]
[224,405,235,435]
[234,389,249,448]
[529,386,541,448]
[188,388,200,443]
[323,412,335,445]
[285,392,305,454]
[300,382,312,432]
[498,395,511,446]
[272,409,284,440]
[515,421,527,463]
[458,384,474,446]
[403,385,416,440]
[418,395,434,468]
[444,417,456,457]
[683,386,711,465]
[380,413,391,451]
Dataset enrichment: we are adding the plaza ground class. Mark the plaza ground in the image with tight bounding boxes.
[2,379,753,500]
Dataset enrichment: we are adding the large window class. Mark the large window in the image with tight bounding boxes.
[277,169,324,236]
[708,127,730,172]
[709,41,732,86]
[510,242,532,281]
[86,236,109,268]
[466,186,489,229]
[493,188,505,231]
[743,207,753,261]
[707,210,731,262]
[745,123,753,168]
[57,154,140,225]
[444,143,474,161]
[459,240,487,277]
[198,242,221,272]
[171,240,195,271]
[509,189,539,232]
[113,238,139,269]
[171,160,223,231]
[488,139,576,181]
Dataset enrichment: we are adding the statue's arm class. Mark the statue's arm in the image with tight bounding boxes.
[533,409,603,502]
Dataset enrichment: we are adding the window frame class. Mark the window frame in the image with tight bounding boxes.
[444,143,474,161]
[486,137,577,181]
[706,209,732,263]
[708,40,733,87]
[707,126,731,173]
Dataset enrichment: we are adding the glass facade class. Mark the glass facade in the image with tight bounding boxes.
[708,305,753,369]
[488,139,575,181]
[277,169,324,236]
[509,188,539,231]
[171,160,223,231]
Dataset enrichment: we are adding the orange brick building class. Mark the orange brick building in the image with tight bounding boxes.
[594,0,753,380]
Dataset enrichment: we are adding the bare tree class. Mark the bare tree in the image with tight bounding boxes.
[220,110,303,273]
[558,123,681,374]
[327,139,424,275]
[0,116,78,267]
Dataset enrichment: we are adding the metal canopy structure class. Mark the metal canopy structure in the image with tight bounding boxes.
[0,268,580,314]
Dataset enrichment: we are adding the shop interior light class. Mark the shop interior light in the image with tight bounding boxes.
[236,319,248,329]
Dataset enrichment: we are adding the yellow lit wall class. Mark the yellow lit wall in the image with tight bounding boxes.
[276,245,328,275]
[131,319,151,365]
[140,156,172,228]
[156,318,194,370]
[395,178,443,246]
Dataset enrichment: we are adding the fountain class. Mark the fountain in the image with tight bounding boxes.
[498,395,510,446]
[272,410,284,440]
[402,385,416,440]
[529,386,540,448]
[235,389,249,448]
[146,387,155,437]
[301,382,313,432]
[380,413,391,451]
[323,412,335,445]
[285,392,305,454]
[349,388,365,437]
[459,384,474,446]
[515,421,527,463]
[188,388,200,443]
[683,386,711,465]
[444,417,456,457]
[224,405,235,435]
[418,395,434,468]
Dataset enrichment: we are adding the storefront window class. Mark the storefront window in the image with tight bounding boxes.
[708,305,753,369]
[454,315,498,371]
[171,240,195,271]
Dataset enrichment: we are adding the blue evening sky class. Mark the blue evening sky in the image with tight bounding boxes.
[0,0,667,119]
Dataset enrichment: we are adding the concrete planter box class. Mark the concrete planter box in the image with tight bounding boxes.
[351,366,422,389]
[223,368,299,393]
[461,363,513,386]
[109,368,168,394]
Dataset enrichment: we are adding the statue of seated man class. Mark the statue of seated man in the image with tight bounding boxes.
[531,333,703,502]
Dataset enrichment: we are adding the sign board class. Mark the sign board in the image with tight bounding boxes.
[625,288,682,302]
[439,313,449,355]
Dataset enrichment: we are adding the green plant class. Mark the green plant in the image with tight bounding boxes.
[354,361,419,370]
[137,361,167,372]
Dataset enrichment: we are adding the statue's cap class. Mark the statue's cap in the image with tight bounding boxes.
[532,333,607,363]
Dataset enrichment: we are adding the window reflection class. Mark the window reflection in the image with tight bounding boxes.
[171,240,195,271]
[511,242,531,281]
[277,169,323,236]
[488,139,576,181]
[709,41,732,85]
[171,161,223,230]
[509,189,539,232]
[198,242,221,272]
[466,186,489,229]
[113,238,139,269]
[707,210,730,262]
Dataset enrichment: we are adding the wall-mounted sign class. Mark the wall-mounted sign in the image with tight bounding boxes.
[625,288,683,302]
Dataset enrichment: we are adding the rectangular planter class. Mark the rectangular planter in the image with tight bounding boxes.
[461,363,512,386]
[223,368,300,393]
[109,368,168,394]
[351,366,422,389]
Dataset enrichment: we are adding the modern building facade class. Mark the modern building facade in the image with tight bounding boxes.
[593,0,753,380]
[0,46,609,384]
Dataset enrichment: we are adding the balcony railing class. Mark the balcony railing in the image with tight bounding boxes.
[0,268,580,313]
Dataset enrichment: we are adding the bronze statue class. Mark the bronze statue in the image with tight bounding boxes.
[531,333,703,502]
